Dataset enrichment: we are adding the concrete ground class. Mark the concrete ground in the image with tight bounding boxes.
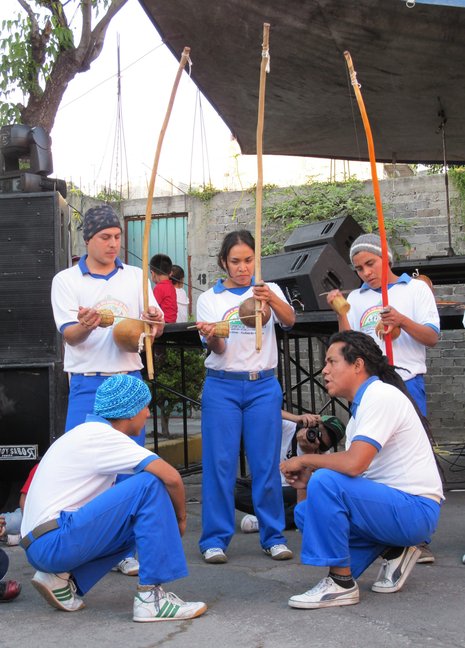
[3,479,465,648]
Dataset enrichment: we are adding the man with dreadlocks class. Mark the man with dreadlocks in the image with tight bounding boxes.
[280,331,443,610]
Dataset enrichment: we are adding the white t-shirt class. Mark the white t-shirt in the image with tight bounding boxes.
[347,275,440,380]
[196,281,292,372]
[21,417,158,535]
[175,287,189,322]
[280,419,304,486]
[51,260,158,373]
[345,379,443,500]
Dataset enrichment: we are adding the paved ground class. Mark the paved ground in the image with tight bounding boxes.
[3,478,465,648]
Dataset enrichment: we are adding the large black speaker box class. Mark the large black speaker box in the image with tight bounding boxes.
[0,192,69,491]
[283,215,364,264]
[262,244,360,311]
[0,192,68,364]
[0,364,68,482]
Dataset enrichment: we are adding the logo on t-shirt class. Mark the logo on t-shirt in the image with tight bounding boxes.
[94,296,129,322]
[222,306,244,333]
[359,305,382,333]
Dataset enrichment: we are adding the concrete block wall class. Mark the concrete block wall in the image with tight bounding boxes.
[70,174,465,444]
[183,175,465,444]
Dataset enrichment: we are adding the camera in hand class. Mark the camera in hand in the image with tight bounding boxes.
[305,425,322,444]
[296,421,322,444]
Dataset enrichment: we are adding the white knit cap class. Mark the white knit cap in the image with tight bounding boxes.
[349,233,393,265]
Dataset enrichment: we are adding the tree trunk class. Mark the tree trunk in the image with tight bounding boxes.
[20,49,79,133]
[160,412,170,438]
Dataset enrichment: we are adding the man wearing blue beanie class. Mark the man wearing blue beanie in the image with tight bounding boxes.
[20,375,207,622]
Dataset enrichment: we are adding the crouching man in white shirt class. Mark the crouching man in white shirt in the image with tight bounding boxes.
[20,374,207,623]
[281,331,443,610]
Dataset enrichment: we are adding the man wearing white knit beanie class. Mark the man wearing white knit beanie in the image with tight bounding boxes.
[327,232,439,417]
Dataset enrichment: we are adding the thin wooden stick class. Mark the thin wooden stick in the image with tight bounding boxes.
[318,289,352,297]
[68,309,157,326]
[254,23,270,352]
[142,46,191,379]
[186,314,260,330]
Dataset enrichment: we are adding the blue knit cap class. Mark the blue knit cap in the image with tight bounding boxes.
[93,375,151,420]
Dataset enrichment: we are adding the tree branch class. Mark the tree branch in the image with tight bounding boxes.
[16,0,38,27]
[77,0,128,70]
[37,1,70,30]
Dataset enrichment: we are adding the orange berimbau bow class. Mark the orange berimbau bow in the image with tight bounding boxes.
[343,51,393,365]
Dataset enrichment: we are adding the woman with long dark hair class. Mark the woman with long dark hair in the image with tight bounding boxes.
[196,230,295,564]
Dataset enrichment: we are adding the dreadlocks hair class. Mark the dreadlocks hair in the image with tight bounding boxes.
[328,331,431,436]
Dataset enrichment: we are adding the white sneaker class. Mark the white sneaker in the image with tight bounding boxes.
[31,571,85,612]
[114,557,139,576]
[240,514,259,533]
[372,546,421,593]
[263,544,293,560]
[133,586,207,622]
[289,577,359,609]
[202,548,228,564]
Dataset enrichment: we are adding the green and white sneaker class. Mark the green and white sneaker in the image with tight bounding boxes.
[31,571,85,612]
[133,586,207,622]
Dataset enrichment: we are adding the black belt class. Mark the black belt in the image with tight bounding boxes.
[20,519,60,550]
[206,369,275,381]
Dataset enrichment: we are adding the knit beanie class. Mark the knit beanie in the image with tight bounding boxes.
[321,415,346,451]
[349,233,393,265]
[83,205,122,242]
[93,375,151,420]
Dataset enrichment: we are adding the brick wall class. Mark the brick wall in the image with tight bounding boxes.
[186,174,465,443]
[72,174,465,444]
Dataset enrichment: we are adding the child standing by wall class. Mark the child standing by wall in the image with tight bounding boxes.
[171,264,189,322]
[150,254,178,323]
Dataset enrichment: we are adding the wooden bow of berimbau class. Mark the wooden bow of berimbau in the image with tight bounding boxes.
[142,47,191,379]
[344,51,394,365]
[254,23,271,352]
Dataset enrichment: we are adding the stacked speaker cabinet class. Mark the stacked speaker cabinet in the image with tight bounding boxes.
[261,216,364,311]
[283,215,364,264]
[0,191,69,492]
[262,244,360,311]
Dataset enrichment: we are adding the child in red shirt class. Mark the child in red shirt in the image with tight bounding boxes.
[149,254,178,323]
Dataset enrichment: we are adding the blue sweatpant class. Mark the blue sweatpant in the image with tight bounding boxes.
[199,374,286,552]
[0,507,22,535]
[294,469,440,579]
[24,472,188,595]
[404,374,427,417]
[66,371,146,446]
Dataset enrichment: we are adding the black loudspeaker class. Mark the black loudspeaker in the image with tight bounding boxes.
[283,215,364,264]
[0,192,68,364]
[0,192,69,487]
[0,364,68,482]
[262,244,360,311]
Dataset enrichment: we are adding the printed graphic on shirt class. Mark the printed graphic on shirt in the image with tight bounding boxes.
[92,295,131,321]
[223,303,270,336]
[359,304,382,334]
